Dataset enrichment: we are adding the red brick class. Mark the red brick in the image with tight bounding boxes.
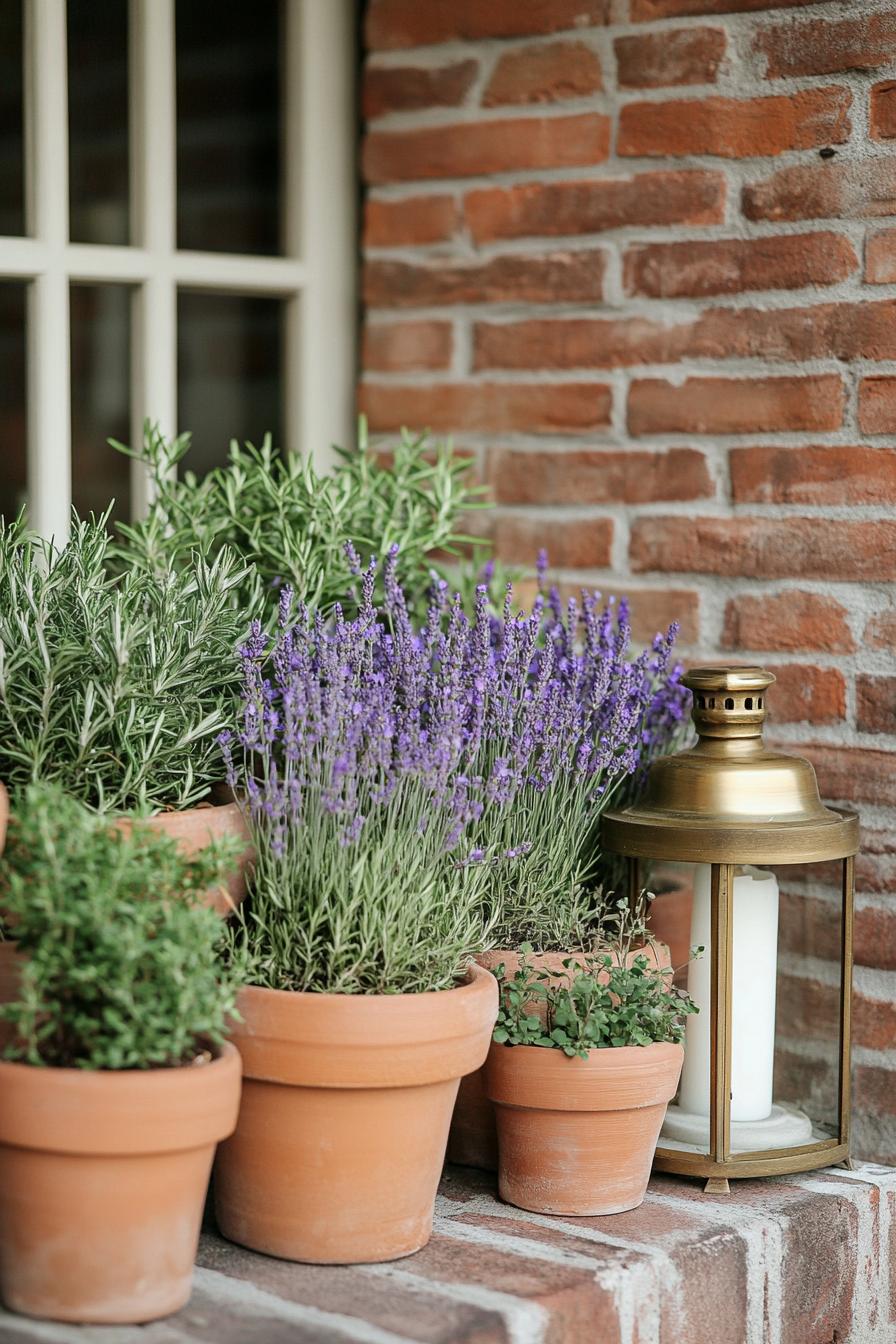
[366,0,610,49]
[464,170,725,243]
[859,376,896,434]
[364,194,458,247]
[487,446,713,505]
[628,375,844,436]
[360,382,613,435]
[865,608,896,649]
[730,445,896,506]
[615,26,726,89]
[856,1063,896,1117]
[364,249,606,308]
[362,320,453,372]
[628,589,701,645]
[857,675,896,735]
[490,512,614,569]
[630,517,896,582]
[866,228,896,283]
[755,13,896,79]
[632,0,826,15]
[483,41,602,107]
[474,300,896,370]
[778,971,896,1052]
[722,592,855,655]
[623,232,856,299]
[618,88,851,159]
[363,60,478,118]
[770,663,846,725]
[801,743,896,807]
[744,159,896,222]
[872,80,896,140]
[779,890,842,966]
[363,113,610,184]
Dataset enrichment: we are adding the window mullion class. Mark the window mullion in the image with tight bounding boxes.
[290,0,356,468]
[130,0,177,516]
[25,0,71,541]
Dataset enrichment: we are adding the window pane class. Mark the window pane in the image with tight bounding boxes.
[176,0,282,254]
[70,285,131,522]
[177,291,282,473]
[68,0,130,245]
[0,1,24,236]
[0,282,26,521]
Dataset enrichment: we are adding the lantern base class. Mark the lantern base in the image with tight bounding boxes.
[661,1102,814,1153]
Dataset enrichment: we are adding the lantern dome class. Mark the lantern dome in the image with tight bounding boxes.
[602,666,858,865]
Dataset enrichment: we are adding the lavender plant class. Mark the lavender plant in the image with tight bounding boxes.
[223,554,688,992]
[380,549,689,950]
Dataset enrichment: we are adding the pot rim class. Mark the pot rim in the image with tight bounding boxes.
[230,963,499,1089]
[485,1038,684,1112]
[0,1040,242,1155]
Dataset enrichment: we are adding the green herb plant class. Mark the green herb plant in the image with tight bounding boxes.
[114,419,494,623]
[0,514,247,813]
[493,897,699,1059]
[0,785,244,1070]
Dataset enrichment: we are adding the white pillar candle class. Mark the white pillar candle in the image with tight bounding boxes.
[678,864,780,1124]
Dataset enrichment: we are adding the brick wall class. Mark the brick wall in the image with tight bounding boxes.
[359,0,896,1163]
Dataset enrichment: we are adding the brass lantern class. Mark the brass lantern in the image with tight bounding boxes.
[602,666,858,1192]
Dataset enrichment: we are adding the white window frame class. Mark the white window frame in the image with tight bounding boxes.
[2,0,357,539]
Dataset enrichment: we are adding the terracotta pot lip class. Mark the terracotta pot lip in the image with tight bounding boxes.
[115,797,245,821]
[491,1039,683,1063]
[238,959,493,1009]
[0,1038,239,1085]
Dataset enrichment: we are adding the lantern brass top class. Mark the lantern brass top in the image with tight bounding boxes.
[602,664,858,865]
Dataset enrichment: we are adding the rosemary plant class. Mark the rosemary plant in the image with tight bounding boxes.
[114,419,492,623]
[0,785,244,1070]
[0,515,247,813]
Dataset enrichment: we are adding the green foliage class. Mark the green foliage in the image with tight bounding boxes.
[0,514,247,812]
[493,898,699,1058]
[0,785,244,1069]
[114,419,494,623]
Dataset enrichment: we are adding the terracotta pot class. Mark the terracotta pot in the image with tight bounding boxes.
[215,963,498,1264]
[116,801,254,917]
[0,780,8,855]
[447,942,670,1172]
[648,865,695,983]
[0,1043,241,1324]
[485,1040,683,1216]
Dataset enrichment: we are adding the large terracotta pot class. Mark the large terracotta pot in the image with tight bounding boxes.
[0,1043,241,1324]
[116,801,253,917]
[215,963,498,1265]
[447,942,670,1171]
[485,1040,683,1216]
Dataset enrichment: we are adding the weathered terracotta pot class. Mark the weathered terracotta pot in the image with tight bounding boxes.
[116,801,253,917]
[647,865,695,985]
[447,942,670,1171]
[215,963,498,1264]
[486,1040,683,1216]
[0,1043,241,1323]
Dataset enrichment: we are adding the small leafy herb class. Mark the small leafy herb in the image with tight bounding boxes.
[0,785,245,1070]
[0,514,247,812]
[114,419,493,623]
[493,900,699,1059]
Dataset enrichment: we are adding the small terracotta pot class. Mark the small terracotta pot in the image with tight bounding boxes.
[115,801,254,917]
[215,963,498,1264]
[447,942,670,1171]
[486,1040,683,1216]
[0,1043,241,1323]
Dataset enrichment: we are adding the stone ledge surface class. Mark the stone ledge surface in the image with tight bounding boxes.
[1,1163,894,1343]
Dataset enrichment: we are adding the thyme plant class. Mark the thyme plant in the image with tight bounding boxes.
[0,785,244,1070]
[0,515,246,813]
[115,420,492,623]
[493,900,699,1058]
